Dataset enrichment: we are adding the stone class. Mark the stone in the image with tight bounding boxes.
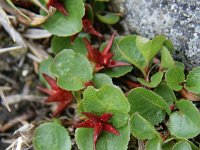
[111,0,200,69]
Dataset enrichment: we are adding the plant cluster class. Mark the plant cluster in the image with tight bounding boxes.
[8,0,200,150]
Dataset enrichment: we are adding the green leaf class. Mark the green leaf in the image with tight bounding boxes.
[42,0,84,36]
[165,67,185,91]
[169,100,200,139]
[79,85,130,128]
[184,140,199,150]
[102,66,133,78]
[50,49,93,91]
[185,67,200,94]
[128,87,171,125]
[136,35,166,66]
[164,39,174,53]
[172,141,192,150]
[137,72,163,88]
[93,73,113,88]
[162,139,175,150]
[85,4,94,22]
[118,35,146,75]
[146,138,162,150]
[163,139,198,150]
[161,46,175,69]
[96,13,120,25]
[75,123,130,150]
[51,36,87,55]
[151,35,167,56]
[175,61,185,70]
[39,57,53,88]
[33,122,71,150]
[130,113,160,140]
[154,83,176,105]
[94,1,119,24]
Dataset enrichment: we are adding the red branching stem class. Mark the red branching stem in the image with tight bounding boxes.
[74,112,120,150]
[179,88,200,101]
[100,113,113,122]
[83,37,96,61]
[103,124,120,136]
[93,122,103,150]
[74,120,94,128]
[169,104,175,111]
[84,81,94,88]
[125,80,142,88]
[70,34,79,44]
[38,73,74,116]
[102,32,117,55]
[82,19,103,39]
[107,61,131,68]
[43,73,60,90]
[83,32,131,72]
[37,86,53,95]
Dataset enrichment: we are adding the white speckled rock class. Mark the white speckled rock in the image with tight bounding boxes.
[111,0,200,69]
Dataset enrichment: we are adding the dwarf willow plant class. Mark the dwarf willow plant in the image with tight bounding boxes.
[15,0,200,150]
[34,32,200,150]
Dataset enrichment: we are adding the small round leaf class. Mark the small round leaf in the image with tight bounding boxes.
[185,67,200,94]
[50,49,93,91]
[33,122,71,150]
[128,87,171,125]
[169,100,200,139]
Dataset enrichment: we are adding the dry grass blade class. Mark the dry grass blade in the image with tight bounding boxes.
[5,122,35,150]
[0,46,24,54]
[6,0,31,21]
[27,53,43,63]
[6,94,46,105]
[0,4,27,55]
[31,0,48,13]
[1,1,56,26]
[0,112,35,133]
[0,86,12,91]
[18,7,56,26]
[0,89,11,112]
[23,28,52,39]
[26,40,49,60]
[0,6,15,41]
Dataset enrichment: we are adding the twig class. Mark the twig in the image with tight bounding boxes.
[27,53,42,63]
[138,140,145,150]
[0,89,11,112]
[23,28,52,39]
[0,73,18,89]
[0,112,34,132]
[26,40,49,60]
[0,4,27,50]
[6,94,46,105]
[0,86,12,91]
[0,46,24,54]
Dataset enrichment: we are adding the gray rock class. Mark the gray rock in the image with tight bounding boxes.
[111,0,200,69]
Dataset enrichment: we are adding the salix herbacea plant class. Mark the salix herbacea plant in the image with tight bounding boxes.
[35,31,200,150]
[7,0,200,150]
